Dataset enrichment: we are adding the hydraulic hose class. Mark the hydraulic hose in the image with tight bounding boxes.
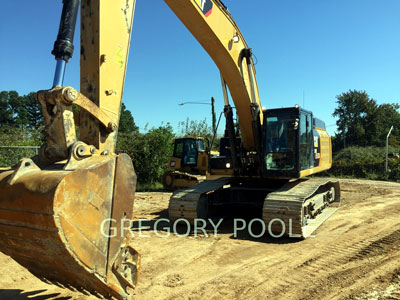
[52,0,80,87]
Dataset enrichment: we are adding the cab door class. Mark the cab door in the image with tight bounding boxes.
[299,112,313,170]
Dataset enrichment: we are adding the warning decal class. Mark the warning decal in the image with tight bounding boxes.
[194,0,213,17]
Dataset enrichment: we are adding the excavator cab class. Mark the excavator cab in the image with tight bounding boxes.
[171,138,205,167]
[263,106,332,178]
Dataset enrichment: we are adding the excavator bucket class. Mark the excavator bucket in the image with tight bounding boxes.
[0,154,140,299]
[0,0,139,298]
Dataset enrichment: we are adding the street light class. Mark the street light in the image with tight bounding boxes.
[179,101,211,106]
[178,97,217,135]
[386,125,394,173]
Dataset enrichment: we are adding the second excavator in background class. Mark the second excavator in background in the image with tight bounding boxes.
[162,137,211,191]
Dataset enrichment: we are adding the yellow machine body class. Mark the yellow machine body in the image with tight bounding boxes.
[162,138,212,190]
[299,126,333,178]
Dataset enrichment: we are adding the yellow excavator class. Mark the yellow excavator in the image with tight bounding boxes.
[162,137,210,191]
[0,0,340,299]
[162,137,224,191]
[167,1,341,237]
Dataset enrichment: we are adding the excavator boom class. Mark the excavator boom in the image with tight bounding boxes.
[0,0,261,298]
[165,0,263,150]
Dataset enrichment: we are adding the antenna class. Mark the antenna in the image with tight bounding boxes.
[303,90,305,108]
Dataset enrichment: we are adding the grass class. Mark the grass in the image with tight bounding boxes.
[136,181,164,192]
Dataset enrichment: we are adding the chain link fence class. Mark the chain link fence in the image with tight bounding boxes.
[0,146,40,167]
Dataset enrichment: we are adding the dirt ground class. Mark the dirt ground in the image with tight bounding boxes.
[1,178,400,300]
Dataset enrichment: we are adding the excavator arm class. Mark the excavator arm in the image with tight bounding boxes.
[0,0,264,299]
[165,0,263,151]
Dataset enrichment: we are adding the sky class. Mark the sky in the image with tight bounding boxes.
[0,1,399,136]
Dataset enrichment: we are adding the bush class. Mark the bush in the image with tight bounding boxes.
[328,146,400,181]
[388,164,400,181]
[117,124,174,184]
[0,126,42,167]
[333,146,398,164]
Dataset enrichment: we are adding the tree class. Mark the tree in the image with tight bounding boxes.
[117,124,175,184]
[24,92,44,129]
[7,91,30,128]
[0,126,42,167]
[333,90,378,149]
[119,103,138,134]
[0,91,14,126]
[0,90,43,129]
[178,117,214,139]
[333,90,400,150]
[116,103,174,183]
[177,117,220,150]
[373,103,400,147]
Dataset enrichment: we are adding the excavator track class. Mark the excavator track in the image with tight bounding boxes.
[262,178,340,238]
[168,177,231,223]
[162,171,206,191]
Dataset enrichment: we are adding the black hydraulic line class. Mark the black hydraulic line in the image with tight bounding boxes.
[241,48,253,65]
[52,0,80,62]
[210,111,224,151]
[51,0,80,87]
[239,47,264,173]
[224,104,240,172]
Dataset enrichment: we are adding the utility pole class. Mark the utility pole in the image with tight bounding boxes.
[386,125,394,173]
[211,97,216,135]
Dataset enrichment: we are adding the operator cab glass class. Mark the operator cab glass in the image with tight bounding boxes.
[265,110,297,171]
[196,139,205,151]
[173,138,202,166]
[263,107,315,178]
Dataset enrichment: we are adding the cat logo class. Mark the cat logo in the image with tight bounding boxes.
[194,0,213,17]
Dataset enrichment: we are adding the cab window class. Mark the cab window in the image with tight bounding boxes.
[265,111,296,171]
[173,141,185,158]
[299,112,313,170]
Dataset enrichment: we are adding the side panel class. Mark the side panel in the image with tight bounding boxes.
[169,157,182,170]
[197,150,209,172]
[299,127,332,177]
[316,128,333,170]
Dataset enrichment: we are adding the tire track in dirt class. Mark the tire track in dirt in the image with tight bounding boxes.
[159,248,289,300]
[290,224,400,300]
[158,226,398,300]
[244,236,380,299]
[349,229,400,262]
[151,180,400,300]
[230,187,400,299]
